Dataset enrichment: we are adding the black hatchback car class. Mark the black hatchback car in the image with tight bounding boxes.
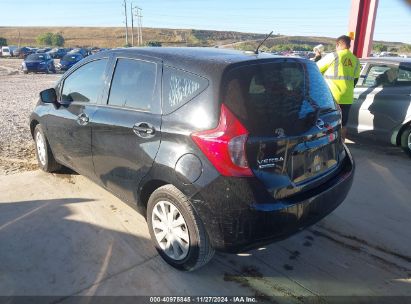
[30,48,354,271]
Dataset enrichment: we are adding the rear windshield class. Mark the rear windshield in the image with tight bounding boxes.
[63,55,81,62]
[222,60,336,135]
[26,54,46,61]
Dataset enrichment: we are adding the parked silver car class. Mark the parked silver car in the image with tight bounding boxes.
[347,58,411,156]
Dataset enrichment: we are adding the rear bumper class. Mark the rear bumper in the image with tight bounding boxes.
[192,145,355,253]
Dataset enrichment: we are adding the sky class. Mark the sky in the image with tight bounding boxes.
[0,0,410,43]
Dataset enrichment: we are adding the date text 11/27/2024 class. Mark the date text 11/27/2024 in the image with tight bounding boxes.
[149,296,258,303]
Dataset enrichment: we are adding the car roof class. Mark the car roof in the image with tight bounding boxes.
[93,47,304,77]
[361,57,411,65]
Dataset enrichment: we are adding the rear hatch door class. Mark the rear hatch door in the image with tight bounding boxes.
[223,58,344,199]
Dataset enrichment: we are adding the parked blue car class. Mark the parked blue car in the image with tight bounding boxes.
[58,53,84,71]
[48,48,67,59]
[22,53,56,74]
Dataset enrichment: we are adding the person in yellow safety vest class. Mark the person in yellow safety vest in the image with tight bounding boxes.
[317,35,361,141]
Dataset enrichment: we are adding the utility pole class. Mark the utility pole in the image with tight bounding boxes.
[130,5,143,46]
[134,6,140,46]
[137,7,143,46]
[130,2,134,46]
[133,6,142,46]
[123,0,129,46]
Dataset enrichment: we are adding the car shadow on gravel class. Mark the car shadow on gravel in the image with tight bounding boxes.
[56,166,78,175]
[0,197,260,298]
[0,197,157,297]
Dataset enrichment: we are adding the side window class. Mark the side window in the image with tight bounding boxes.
[362,65,398,87]
[162,66,208,114]
[397,66,411,86]
[61,59,108,103]
[108,58,156,111]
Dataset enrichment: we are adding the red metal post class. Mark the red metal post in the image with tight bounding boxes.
[348,0,379,58]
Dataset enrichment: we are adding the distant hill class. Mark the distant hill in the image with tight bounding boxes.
[0,26,408,51]
[0,26,266,48]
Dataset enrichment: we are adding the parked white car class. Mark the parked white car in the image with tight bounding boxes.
[1,46,17,57]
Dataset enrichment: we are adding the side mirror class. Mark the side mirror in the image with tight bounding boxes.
[40,88,57,104]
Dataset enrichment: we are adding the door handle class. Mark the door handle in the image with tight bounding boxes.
[77,113,89,126]
[133,122,155,137]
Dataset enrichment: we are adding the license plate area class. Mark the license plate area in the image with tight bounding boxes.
[290,143,338,184]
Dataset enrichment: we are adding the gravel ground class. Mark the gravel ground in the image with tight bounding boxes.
[0,58,60,175]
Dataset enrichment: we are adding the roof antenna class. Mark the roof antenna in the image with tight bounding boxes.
[255,31,274,54]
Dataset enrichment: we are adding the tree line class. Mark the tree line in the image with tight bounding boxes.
[1,33,410,53]
[0,33,65,48]
[373,43,411,53]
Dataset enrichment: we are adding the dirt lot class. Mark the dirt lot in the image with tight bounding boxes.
[0,58,410,301]
[0,58,60,174]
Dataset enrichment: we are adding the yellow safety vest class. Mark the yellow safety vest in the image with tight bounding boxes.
[317,49,361,105]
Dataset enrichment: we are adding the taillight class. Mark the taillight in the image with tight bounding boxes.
[191,104,253,177]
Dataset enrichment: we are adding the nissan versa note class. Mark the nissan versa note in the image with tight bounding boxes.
[30,48,354,271]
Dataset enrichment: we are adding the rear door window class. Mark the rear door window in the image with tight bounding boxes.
[108,58,157,111]
[162,66,208,114]
[223,61,336,135]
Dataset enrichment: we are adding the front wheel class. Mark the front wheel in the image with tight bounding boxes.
[147,185,215,271]
[400,127,411,157]
[34,124,61,172]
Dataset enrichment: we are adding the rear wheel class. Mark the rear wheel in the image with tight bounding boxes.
[147,185,214,271]
[400,127,411,157]
[34,124,61,172]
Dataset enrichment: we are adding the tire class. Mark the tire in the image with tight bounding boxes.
[147,185,215,271]
[34,124,61,172]
[400,126,411,157]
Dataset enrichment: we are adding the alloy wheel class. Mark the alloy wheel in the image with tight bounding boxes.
[151,200,190,261]
[36,131,46,166]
